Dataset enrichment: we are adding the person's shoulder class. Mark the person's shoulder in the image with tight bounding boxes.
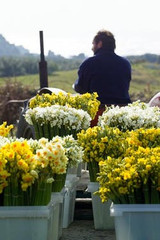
[115,53,131,66]
[79,55,96,68]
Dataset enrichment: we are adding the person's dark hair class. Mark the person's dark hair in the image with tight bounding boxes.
[93,30,116,51]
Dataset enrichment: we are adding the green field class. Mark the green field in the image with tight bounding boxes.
[1,62,160,102]
[0,70,77,93]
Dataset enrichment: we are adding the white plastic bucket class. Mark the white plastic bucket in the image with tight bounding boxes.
[111,203,160,240]
[88,182,114,230]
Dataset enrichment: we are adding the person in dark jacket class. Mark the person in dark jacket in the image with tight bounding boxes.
[74,30,132,105]
[73,30,132,126]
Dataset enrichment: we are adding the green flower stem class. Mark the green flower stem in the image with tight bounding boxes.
[107,191,121,204]
[60,125,66,136]
[3,181,12,206]
[134,187,144,203]
[3,177,23,206]
[52,173,66,192]
[32,120,40,139]
[72,130,78,139]
[32,180,52,206]
[50,126,60,138]
[50,125,55,139]
[128,192,136,204]
[30,182,37,205]
[87,161,99,182]
[43,123,50,139]
[151,185,160,204]
[39,125,44,138]
[0,192,3,206]
[110,187,124,203]
[119,194,129,204]
[56,126,61,136]
[143,182,150,204]
[22,188,30,206]
[48,124,52,140]
[45,183,52,204]
[12,178,21,206]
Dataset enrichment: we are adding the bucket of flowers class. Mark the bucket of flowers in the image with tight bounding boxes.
[25,91,99,178]
[25,92,100,140]
[77,125,127,230]
[98,100,160,131]
[77,125,127,182]
[97,127,160,240]
[0,122,83,240]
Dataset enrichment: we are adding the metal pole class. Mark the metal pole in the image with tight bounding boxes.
[39,31,48,88]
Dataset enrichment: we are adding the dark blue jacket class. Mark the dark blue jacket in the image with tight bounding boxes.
[74,48,131,105]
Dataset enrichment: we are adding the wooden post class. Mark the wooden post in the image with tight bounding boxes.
[39,31,48,88]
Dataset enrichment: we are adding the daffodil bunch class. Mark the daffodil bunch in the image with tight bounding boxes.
[0,140,38,205]
[51,135,83,168]
[25,105,91,139]
[0,122,13,137]
[34,137,68,193]
[127,128,160,149]
[35,138,68,175]
[0,137,71,205]
[97,146,160,204]
[29,92,100,120]
[98,101,160,131]
[77,126,127,181]
[50,135,84,191]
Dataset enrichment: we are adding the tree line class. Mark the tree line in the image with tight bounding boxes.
[0,53,160,78]
[0,55,86,77]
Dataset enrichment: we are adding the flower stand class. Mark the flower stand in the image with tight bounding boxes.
[62,174,79,228]
[88,182,114,230]
[0,203,54,240]
[110,203,160,240]
[51,190,65,240]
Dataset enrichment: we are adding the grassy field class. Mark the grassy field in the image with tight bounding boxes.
[1,62,160,102]
[0,70,77,93]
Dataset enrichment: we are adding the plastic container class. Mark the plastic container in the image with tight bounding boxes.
[67,163,82,177]
[111,203,160,240]
[88,182,114,230]
[67,167,78,177]
[63,175,79,228]
[0,203,54,240]
[51,190,65,240]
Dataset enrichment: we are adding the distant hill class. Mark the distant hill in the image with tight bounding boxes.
[0,34,87,61]
[126,53,160,64]
[0,33,160,65]
[0,34,30,56]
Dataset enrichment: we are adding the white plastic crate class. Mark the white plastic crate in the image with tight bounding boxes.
[111,203,160,240]
[88,182,114,230]
[62,175,79,228]
[0,203,54,240]
[51,190,65,240]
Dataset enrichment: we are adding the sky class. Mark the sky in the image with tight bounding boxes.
[1,0,160,58]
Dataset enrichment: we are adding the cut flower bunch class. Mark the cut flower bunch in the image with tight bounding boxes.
[97,127,160,204]
[25,92,100,140]
[98,101,160,131]
[0,121,13,137]
[25,105,91,139]
[29,92,100,120]
[77,126,127,181]
[0,122,83,205]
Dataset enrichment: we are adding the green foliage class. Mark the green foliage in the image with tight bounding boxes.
[1,61,159,103]
[130,62,160,102]
[0,56,84,77]
[0,80,36,124]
